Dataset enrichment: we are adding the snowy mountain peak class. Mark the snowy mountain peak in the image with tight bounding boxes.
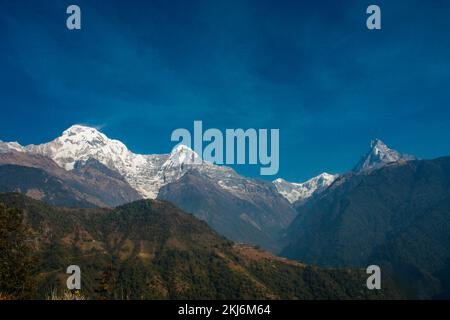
[371,138,385,149]
[273,172,337,204]
[169,144,201,164]
[62,124,106,141]
[58,125,129,153]
[370,139,392,156]
[6,125,235,199]
[314,172,337,185]
[25,125,132,171]
[0,140,24,153]
[159,144,203,181]
[354,139,416,173]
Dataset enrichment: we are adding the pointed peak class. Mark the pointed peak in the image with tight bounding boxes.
[316,172,335,179]
[170,144,195,154]
[367,139,399,158]
[354,139,416,173]
[371,139,386,149]
[303,172,337,187]
[166,144,202,166]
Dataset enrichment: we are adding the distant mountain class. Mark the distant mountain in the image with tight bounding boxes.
[0,151,141,207]
[272,140,415,205]
[353,139,416,173]
[273,173,337,204]
[158,170,296,252]
[0,193,398,299]
[282,157,450,298]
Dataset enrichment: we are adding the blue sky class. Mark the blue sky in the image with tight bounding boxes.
[1,0,450,182]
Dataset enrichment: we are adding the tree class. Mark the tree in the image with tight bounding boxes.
[0,203,36,299]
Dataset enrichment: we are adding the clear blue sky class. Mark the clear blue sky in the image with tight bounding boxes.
[1,0,450,182]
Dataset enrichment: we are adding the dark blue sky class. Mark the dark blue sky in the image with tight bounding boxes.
[1,0,450,182]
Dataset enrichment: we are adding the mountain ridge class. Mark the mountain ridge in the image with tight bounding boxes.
[1,126,418,205]
[273,173,337,204]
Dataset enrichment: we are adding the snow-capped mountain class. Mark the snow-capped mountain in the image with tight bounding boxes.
[0,125,261,199]
[0,127,421,252]
[353,139,416,173]
[273,139,417,204]
[22,125,168,198]
[0,125,298,251]
[0,127,416,204]
[273,173,337,204]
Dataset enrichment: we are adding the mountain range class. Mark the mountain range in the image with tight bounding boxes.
[2,125,450,299]
[0,125,422,252]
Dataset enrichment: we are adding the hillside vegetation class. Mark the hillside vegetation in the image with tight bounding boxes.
[0,193,397,299]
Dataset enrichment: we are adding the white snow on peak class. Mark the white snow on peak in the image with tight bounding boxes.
[2,127,416,204]
[166,144,202,167]
[60,125,112,146]
[21,125,169,198]
[353,139,416,173]
[2,125,242,199]
[26,124,135,171]
[0,140,25,153]
[273,173,337,204]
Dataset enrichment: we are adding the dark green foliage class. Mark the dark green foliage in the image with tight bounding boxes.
[0,203,36,299]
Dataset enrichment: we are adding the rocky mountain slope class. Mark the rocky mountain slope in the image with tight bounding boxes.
[158,171,296,252]
[0,151,141,207]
